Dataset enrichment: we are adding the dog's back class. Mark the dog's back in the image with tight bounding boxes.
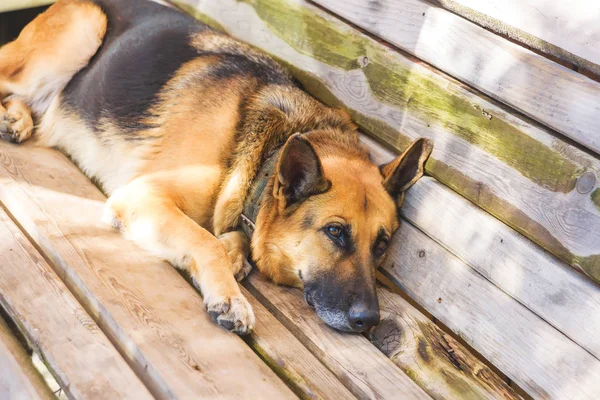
[33,0,298,196]
[62,0,208,133]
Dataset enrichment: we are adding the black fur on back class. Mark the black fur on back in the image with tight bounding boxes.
[62,0,294,138]
[62,0,206,134]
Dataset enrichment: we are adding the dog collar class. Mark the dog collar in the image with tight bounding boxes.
[240,147,282,238]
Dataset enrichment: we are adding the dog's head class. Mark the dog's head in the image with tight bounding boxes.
[252,131,432,332]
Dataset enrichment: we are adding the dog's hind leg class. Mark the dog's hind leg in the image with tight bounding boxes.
[0,0,107,142]
[104,177,256,335]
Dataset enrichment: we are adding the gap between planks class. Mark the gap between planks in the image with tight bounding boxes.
[0,313,56,400]
[434,0,600,79]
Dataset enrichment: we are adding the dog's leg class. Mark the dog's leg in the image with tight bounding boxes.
[212,164,255,236]
[219,230,253,282]
[104,179,255,335]
[0,0,107,137]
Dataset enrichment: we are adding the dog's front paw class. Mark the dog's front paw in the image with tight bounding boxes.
[206,294,255,335]
[219,231,253,282]
[228,248,253,282]
[0,108,33,144]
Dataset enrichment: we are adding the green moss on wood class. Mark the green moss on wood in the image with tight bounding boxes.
[244,0,365,70]
[362,62,582,193]
[237,0,583,193]
[592,188,600,212]
[243,336,318,400]
[181,0,582,192]
[574,254,600,283]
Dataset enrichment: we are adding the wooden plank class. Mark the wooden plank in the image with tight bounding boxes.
[0,142,295,400]
[176,0,600,284]
[245,274,431,400]
[240,286,357,400]
[363,134,600,361]
[436,0,600,77]
[0,316,55,400]
[381,219,600,400]
[371,289,519,400]
[0,208,152,400]
[314,0,600,154]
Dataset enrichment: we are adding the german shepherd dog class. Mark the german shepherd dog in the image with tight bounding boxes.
[0,0,432,334]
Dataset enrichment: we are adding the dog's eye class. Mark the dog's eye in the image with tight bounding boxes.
[374,238,389,258]
[326,225,343,239]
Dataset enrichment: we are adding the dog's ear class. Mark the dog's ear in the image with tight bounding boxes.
[380,138,433,205]
[274,133,331,209]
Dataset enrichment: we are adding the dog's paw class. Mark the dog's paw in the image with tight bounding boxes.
[219,231,253,282]
[0,109,33,144]
[206,294,255,335]
[227,248,253,282]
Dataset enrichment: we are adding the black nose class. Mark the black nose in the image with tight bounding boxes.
[348,303,380,332]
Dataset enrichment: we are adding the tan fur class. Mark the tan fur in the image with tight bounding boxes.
[0,1,432,334]
[252,132,398,287]
[0,0,107,116]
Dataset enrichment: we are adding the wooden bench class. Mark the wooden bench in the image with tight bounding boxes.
[1,1,599,399]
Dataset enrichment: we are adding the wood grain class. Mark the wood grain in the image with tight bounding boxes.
[372,289,519,400]
[362,134,600,361]
[0,315,55,400]
[0,208,152,400]
[436,0,600,77]
[245,273,431,400]
[381,219,600,400]
[314,0,600,153]
[0,141,295,400]
[176,0,600,285]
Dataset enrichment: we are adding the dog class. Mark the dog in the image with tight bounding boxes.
[0,0,432,335]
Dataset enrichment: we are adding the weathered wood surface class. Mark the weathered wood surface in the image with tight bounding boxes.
[176,0,600,285]
[0,141,296,400]
[363,134,600,361]
[381,219,600,400]
[314,0,600,154]
[0,208,152,400]
[245,274,431,400]
[240,286,357,400]
[372,289,520,400]
[436,0,600,78]
[0,316,55,400]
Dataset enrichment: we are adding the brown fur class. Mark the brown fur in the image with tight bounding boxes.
[0,0,432,334]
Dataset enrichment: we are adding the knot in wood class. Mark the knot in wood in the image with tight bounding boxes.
[357,55,370,68]
[369,319,401,356]
[576,171,596,194]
